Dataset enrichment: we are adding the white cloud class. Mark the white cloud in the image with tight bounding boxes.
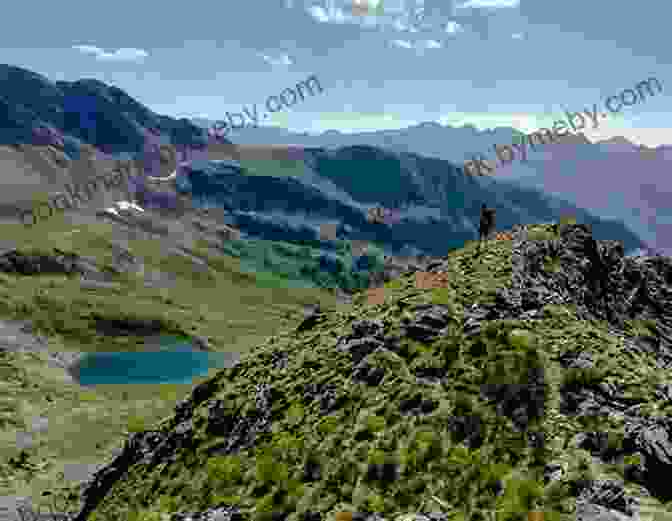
[445,21,463,33]
[420,39,442,48]
[392,17,411,31]
[307,4,350,23]
[307,5,330,21]
[73,45,148,62]
[72,45,101,55]
[306,1,403,28]
[511,32,524,39]
[390,39,413,49]
[391,15,422,32]
[455,0,519,8]
[306,0,448,33]
[390,38,442,50]
[257,52,294,66]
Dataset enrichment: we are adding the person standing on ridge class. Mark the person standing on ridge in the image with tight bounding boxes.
[479,203,496,252]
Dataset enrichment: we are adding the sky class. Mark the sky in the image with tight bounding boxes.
[3,0,671,147]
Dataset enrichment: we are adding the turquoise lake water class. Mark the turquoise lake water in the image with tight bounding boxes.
[72,337,240,386]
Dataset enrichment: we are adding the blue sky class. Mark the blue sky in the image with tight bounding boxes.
[4,0,671,146]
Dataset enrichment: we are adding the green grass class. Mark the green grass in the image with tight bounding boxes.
[0,217,336,506]
[74,230,672,520]
[526,229,558,241]
[237,158,311,179]
[201,236,387,293]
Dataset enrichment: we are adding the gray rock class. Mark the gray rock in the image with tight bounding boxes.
[15,432,34,450]
[170,506,244,521]
[191,335,211,351]
[79,279,121,291]
[576,502,634,521]
[544,462,567,483]
[403,304,455,343]
[623,417,672,501]
[0,249,97,276]
[578,479,640,517]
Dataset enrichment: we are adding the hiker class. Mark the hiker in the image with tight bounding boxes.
[479,203,496,251]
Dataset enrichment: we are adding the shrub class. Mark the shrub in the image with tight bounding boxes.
[494,475,545,521]
[256,451,289,484]
[318,416,339,435]
[623,453,642,466]
[507,329,534,351]
[562,366,607,388]
[366,415,387,434]
[286,403,305,426]
[206,455,243,485]
[366,494,387,512]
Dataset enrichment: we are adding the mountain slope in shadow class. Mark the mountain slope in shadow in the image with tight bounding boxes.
[163,144,648,257]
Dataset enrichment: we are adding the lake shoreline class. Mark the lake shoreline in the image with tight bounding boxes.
[45,335,216,387]
[68,338,240,387]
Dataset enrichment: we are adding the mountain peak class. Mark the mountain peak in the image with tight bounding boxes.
[0,64,213,158]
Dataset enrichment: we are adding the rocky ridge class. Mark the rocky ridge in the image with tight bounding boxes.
[55,223,672,521]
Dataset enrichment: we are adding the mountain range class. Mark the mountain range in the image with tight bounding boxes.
[191,119,668,256]
[0,64,649,272]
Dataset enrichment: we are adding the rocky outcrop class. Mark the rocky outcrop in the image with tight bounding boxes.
[431,223,672,345]
[0,249,96,276]
[73,430,173,521]
[68,223,672,521]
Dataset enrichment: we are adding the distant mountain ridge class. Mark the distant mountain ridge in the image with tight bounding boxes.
[191,119,523,165]
[159,143,648,259]
[0,64,215,157]
[191,119,669,255]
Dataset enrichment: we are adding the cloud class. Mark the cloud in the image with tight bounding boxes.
[392,17,420,32]
[306,1,395,28]
[455,0,519,8]
[305,0,450,34]
[390,38,442,50]
[511,32,524,39]
[257,52,293,66]
[307,4,349,23]
[73,45,148,62]
[419,39,442,48]
[445,21,464,33]
[307,5,331,22]
[390,39,413,49]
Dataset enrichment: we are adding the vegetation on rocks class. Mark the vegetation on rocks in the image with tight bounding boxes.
[57,222,672,521]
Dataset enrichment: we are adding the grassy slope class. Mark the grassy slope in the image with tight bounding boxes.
[0,214,337,507]
[238,158,310,180]
[211,236,387,293]
[74,225,672,521]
